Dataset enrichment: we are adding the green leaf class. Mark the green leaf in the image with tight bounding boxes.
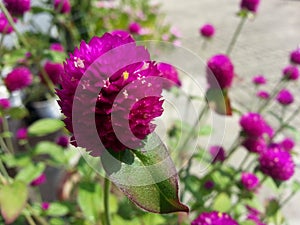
[77,182,102,223]
[46,202,69,217]
[212,193,231,212]
[28,119,64,137]
[206,88,232,116]
[101,133,189,213]
[43,50,66,63]
[266,199,280,217]
[15,163,45,184]
[49,218,65,225]
[33,141,66,164]
[240,221,256,225]
[0,181,28,224]
[198,125,213,136]
[7,107,29,120]
[292,181,300,193]
[1,154,31,168]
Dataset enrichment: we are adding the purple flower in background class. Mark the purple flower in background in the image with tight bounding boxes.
[246,206,266,225]
[54,0,71,14]
[283,65,299,81]
[200,24,215,38]
[0,98,11,110]
[241,172,260,191]
[0,13,17,34]
[50,43,64,52]
[30,173,46,186]
[191,211,239,225]
[56,135,69,148]
[242,136,266,153]
[276,89,294,106]
[4,67,33,92]
[204,180,215,190]
[16,128,28,140]
[157,62,181,89]
[240,0,260,13]
[128,22,142,34]
[41,61,64,85]
[41,202,50,211]
[290,48,300,65]
[259,144,295,181]
[209,146,226,163]
[256,90,270,99]
[252,75,266,85]
[207,54,234,89]
[4,0,31,16]
[280,138,295,152]
[240,112,269,137]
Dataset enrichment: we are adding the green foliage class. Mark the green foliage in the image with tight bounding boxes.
[28,119,65,137]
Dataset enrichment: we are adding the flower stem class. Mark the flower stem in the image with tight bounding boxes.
[104,178,111,225]
[2,116,14,154]
[226,16,247,55]
[237,152,250,171]
[25,214,37,225]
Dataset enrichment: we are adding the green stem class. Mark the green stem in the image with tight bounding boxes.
[25,214,37,225]
[280,192,296,208]
[2,116,14,154]
[0,159,10,183]
[0,136,11,154]
[237,152,250,171]
[104,178,111,225]
[226,16,247,55]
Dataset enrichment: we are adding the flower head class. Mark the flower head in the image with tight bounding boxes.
[0,13,17,34]
[280,137,295,152]
[16,128,28,140]
[241,172,260,191]
[191,211,239,225]
[283,65,299,81]
[54,0,71,14]
[0,98,11,110]
[204,180,215,190]
[242,136,266,153]
[41,202,50,211]
[4,0,31,16]
[252,75,266,85]
[4,67,33,92]
[41,61,64,85]
[246,206,266,225]
[50,43,64,52]
[56,135,69,148]
[200,24,215,38]
[259,144,295,181]
[240,0,260,13]
[276,89,294,106]
[290,48,300,65]
[30,173,46,186]
[128,22,142,34]
[207,54,234,89]
[209,146,226,163]
[157,62,181,89]
[110,30,132,40]
[256,90,270,99]
[240,112,269,137]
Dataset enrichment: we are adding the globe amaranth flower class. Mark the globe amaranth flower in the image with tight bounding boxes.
[276,89,294,106]
[240,112,270,137]
[259,144,295,181]
[54,0,71,14]
[283,65,299,81]
[240,0,260,13]
[209,145,226,163]
[0,13,17,34]
[128,22,142,34]
[191,211,239,225]
[110,30,132,40]
[50,43,64,52]
[16,128,28,140]
[0,98,11,110]
[41,202,50,211]
[157,62,181,89]
[204,180,215,190]
[290,48,300,65]
[30,173,46,186]
[200,24,215,38]
[252,75,266,85]
[241,172,260,191]
[246,206,266,225]
[4,67,33,92]
[280,137,295,152]
[57,33,169,155]
[56,135,69,148]
[256,90,270,99]
[207,54,234,89]
[242,136,266,153]
[41,61,64,85]
[4,0,31,16]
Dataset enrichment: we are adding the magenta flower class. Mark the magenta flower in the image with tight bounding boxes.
[280,138,295,152]
[240,112,269,137]
[128,22,142,34]
[30,173,46,186]
[0,13,17,34]
[290,48,300,65]
[283,65,299,81]
[240,0,260,13]
[200,24,215,38]
[207,54,234,89]
[242,136,266,153]
[4,0,31,16]
[56,135,69,148]
[41,61,64,85]
[276,89,294,106]
[16,128,28,140]
[246,206,266,225]
[41,202,50,211]
[4,67,33,92]
[191,211,239,225]
[0,98,11,110]
[50,43,64,52]
[110,30,133,40]
[209,146,226,163]
[259,144,295,181]
[241,172,260,191]
[57,33,168,155]
[54,0,71,14]
[256,90,270,99]
[157,62,181,89]
[204,180,214,190]
[252,75,266,85]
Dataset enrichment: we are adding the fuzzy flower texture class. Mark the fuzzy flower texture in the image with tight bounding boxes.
[191,211,239,225]
[4,0,31,16]
[57,33,180,155]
